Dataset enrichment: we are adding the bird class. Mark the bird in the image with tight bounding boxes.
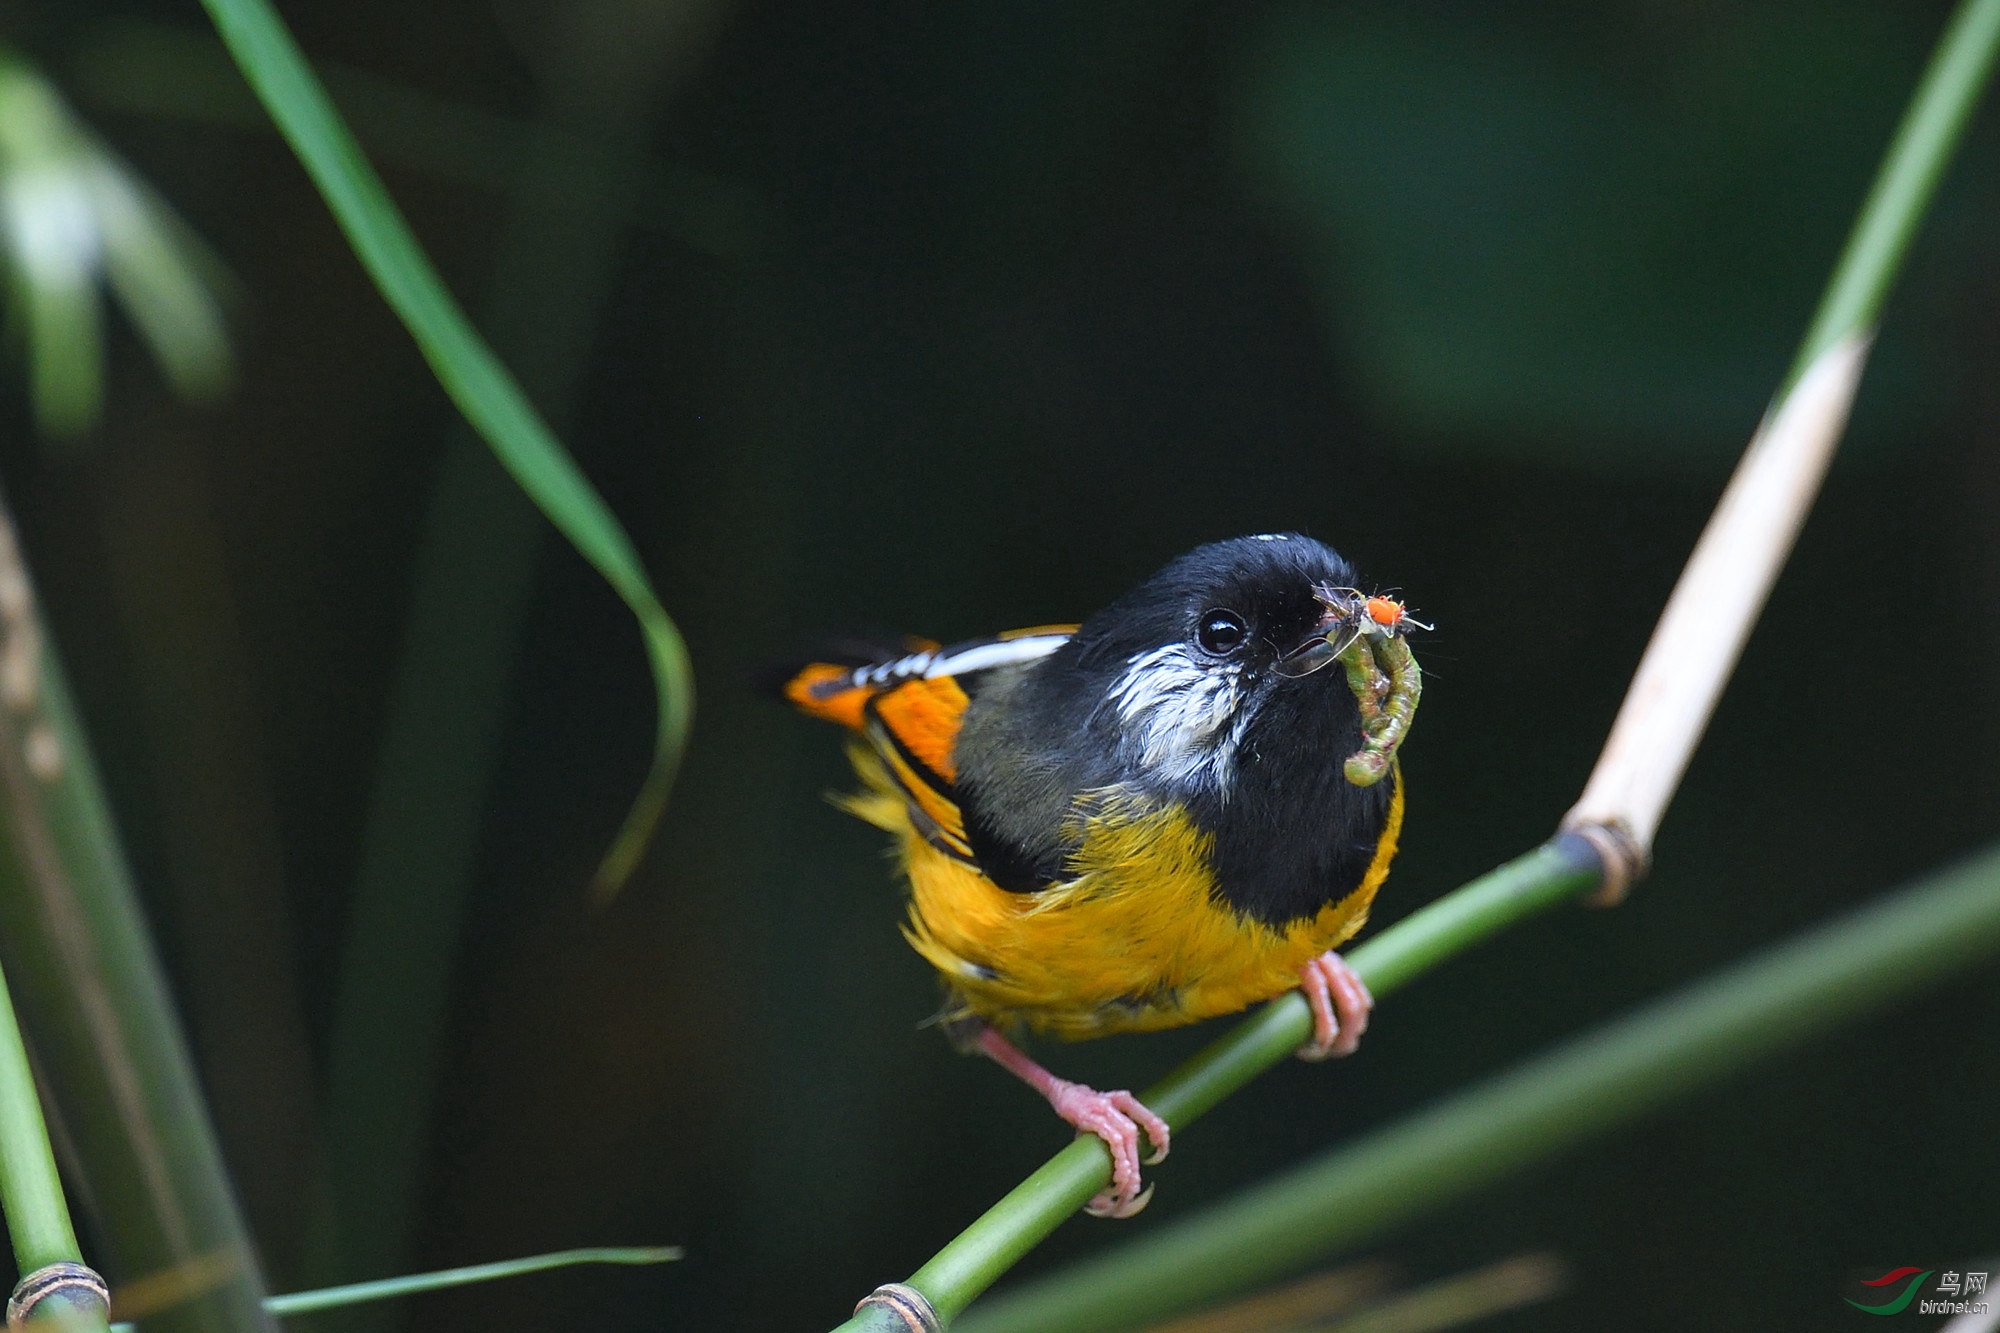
[779,534,1423,1217]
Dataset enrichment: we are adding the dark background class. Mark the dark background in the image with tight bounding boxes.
[3,0,1998,1328]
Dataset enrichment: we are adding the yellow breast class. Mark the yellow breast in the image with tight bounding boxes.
[843,745,1403,1039]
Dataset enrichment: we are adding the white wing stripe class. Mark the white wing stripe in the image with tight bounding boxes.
[922,635,1069,678]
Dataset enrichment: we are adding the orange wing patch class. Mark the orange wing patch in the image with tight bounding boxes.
[869,676,969,782]
[868,725,972,859]
[780,636,949,733]
[784,628,1070,868]
[782,663,874,731]
[863,676,973,859]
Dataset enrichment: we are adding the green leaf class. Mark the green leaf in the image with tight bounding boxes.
[106,1247,682,1330]
[195,0,694,894]
[263,1246,683,1316]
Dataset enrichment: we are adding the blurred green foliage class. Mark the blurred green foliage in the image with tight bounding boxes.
[1235,3,1971,461]
[0,53,228,436]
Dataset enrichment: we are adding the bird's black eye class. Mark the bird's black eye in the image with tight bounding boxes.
[1196,608,1248,656]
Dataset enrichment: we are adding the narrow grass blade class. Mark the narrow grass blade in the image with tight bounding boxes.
[103,1247,680,1331]
[303,16,694,1314]
[195,0,694,892]
[262,1247,682,1316]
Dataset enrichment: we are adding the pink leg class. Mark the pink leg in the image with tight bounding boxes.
[974,1026,1170,1218]
[1295,950,1374,1061]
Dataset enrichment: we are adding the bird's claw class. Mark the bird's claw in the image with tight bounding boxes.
[1295,950,1373,1061]
[1046,1082,1170,1219]
[1085,1182,1154,1219]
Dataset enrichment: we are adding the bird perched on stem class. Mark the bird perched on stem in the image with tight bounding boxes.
[780,534,1425,1217]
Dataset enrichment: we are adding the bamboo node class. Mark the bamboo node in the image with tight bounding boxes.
[1559,818,1650,907]
[7,1262,108,1330]
[855,1282,943,1333]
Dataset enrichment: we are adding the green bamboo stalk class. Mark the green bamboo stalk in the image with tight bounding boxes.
[959,841,2000,1333]
[827,2,2000,1326]
[0,955,110,1333]
[0,495,271,1333]
[196,0,694,893]
[0,955,83,1273]
[1563,0,2000,866]
[1789,0,2000,383]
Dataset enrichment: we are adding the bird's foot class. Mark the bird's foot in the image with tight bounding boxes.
[1295,950,1373,1061]
[973,1025,1169,1218]
[1045,1080,1171,1218]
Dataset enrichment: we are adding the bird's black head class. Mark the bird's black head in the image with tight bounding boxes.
[1072,533,1354,684]
[956,533,1403,923]
[1059,533,1363,796]
[1066,533,1400,924]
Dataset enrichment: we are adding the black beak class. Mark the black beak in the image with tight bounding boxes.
[1273,602,1359,679]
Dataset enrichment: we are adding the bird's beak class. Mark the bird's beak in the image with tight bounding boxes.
[1273,603,1359,679]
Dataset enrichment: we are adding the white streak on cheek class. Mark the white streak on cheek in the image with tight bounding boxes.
[1106,646,1245,790]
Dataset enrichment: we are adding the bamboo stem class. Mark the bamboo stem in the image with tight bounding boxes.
[958,843,2000,1333]
[0,954,82,1274]
[1791,0,2000,380]
[1564,0,2000,885]
[1560,335,1868,873]
[0,956,111,1333]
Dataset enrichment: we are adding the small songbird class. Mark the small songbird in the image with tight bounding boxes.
[780,534,1423,1216]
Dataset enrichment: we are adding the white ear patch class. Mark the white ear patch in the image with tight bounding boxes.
[1104,644,1251,792]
